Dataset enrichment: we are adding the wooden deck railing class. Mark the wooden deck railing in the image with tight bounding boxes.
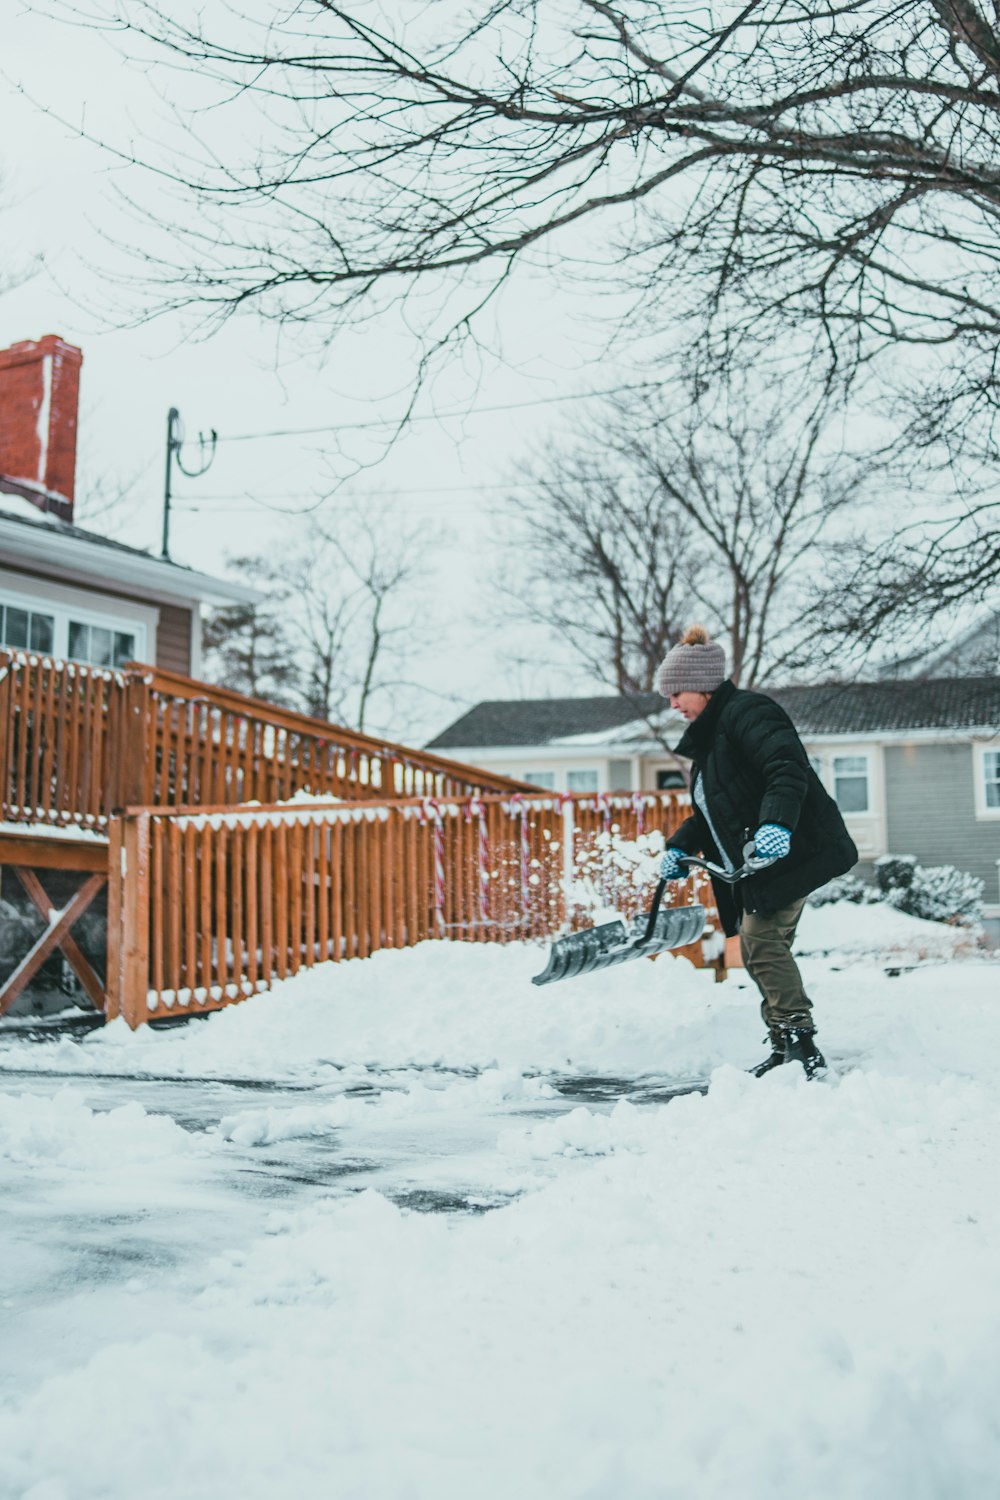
[106,791,714,1027]
[0,651,533,830]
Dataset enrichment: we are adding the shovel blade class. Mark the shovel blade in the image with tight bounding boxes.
[531,904,707,986]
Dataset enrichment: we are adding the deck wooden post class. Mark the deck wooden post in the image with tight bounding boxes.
[119,811,151,1028]
[106,816,124,1020]
[117,671,153,811]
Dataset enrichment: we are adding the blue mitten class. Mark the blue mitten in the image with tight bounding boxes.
[754,823,791,861]
[660,846,688,881]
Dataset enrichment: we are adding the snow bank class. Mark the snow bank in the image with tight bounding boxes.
[0,940,735,1081]
[796,899,976,961]
[0,902,992,1089]
[0,1088,199,1168]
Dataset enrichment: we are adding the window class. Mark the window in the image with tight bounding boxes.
[0,602,55,653]
[567,769,599,793]
[0,575,150,668]
[808,754,823,778]
[656,768,687,790]
[524,771,556,790]
[833,754,869,814]
[984,750,1000,810]
[68,620,135,668]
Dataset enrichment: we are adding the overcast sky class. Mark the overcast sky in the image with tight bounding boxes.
[1,2,640,736]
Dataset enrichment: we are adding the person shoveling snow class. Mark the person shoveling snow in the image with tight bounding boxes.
[657,625,858,1079]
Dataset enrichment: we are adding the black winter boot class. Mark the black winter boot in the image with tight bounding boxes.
[782,1025,826,1079]
[749,1030,785,1078]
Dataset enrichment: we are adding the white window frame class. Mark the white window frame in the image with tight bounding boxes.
[566,768,600,794]
[973,743,1000,820]
[831,752,871,815]
[0,599,56,654]
[0,571,151,667]
[523,770,557,790]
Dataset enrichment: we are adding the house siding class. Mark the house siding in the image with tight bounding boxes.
[884,742,1000,905]
[155,602,192,674]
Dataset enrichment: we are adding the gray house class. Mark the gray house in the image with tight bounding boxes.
[428,676,1000,918]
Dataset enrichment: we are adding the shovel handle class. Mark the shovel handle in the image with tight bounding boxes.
[638,877,668,946]
[679,845,779,885]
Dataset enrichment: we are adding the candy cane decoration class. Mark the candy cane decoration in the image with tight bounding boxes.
[508,794,532,928]
[599,792,614,907]
[422,797,446,936]
[632,791,646,838]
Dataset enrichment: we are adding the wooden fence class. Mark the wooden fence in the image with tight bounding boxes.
[106,791,714,1027]
[0,651,532,830]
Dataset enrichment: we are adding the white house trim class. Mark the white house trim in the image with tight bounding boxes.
[0,514,259,607]
[804,740,886,861]
[972,743,1000,821]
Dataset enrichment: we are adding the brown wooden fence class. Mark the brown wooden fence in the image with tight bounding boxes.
[0,651,533,830]
[106,791,714,1027]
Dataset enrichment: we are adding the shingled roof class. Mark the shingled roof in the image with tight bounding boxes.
[428,677,1000,749]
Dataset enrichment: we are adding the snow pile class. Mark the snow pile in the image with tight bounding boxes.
[219,1067,554,1146]
[0,939,733,1081]
[0,1088,199,1168]
[0,903,990,1091]
[794,899,975,961]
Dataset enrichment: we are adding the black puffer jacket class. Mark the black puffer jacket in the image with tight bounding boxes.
[667,679,857,936]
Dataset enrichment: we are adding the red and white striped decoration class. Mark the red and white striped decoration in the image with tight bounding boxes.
[421,797,447,935]
[508,794,532,927]
[468,796,490,925]
[632,791,646,837]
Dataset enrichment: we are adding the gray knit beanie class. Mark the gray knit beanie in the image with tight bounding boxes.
[656,625,727,696]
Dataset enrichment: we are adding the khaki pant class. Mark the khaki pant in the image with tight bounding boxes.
[738,898,814,1032]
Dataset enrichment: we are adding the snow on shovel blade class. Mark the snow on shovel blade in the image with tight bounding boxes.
[531,904,707,987]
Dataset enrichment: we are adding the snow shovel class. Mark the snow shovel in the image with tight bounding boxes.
[530,842,778,987]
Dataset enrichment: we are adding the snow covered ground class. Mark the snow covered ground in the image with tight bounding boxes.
[1,903,998,1499]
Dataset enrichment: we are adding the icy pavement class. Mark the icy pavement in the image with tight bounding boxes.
[1,906,999,1499]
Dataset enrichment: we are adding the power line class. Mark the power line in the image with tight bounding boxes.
[218,381,656,443]
[172,478,581,504]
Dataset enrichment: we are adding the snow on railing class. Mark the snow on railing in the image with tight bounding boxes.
[104,790,717,1029]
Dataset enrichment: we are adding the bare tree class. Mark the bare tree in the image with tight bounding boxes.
[500,455,697,695]
[44,0,1000,631]
[503,371,879,690]
[201,556,299,704]
[212,514,438,734]
[44,2,1000,388]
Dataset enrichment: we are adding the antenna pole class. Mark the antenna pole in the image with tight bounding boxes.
[162,407,217,559]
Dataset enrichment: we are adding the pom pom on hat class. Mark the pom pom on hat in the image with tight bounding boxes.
[656,624,727,697]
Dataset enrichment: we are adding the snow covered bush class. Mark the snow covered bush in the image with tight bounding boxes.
[874,854,918,894]
[809,858,983,927]
[807,874,880,907]
[886,864,984,927]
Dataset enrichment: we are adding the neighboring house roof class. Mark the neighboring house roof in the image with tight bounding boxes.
[771,677,1000,735]
[428,693,668,750]
[428,676,1000,750]
[0,498,260,606]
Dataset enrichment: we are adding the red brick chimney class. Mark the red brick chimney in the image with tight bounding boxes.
[0,335,83,522]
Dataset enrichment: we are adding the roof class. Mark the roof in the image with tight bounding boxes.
[0,498,260,606]
[428,693,669,750]
[428,676,1000,750]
